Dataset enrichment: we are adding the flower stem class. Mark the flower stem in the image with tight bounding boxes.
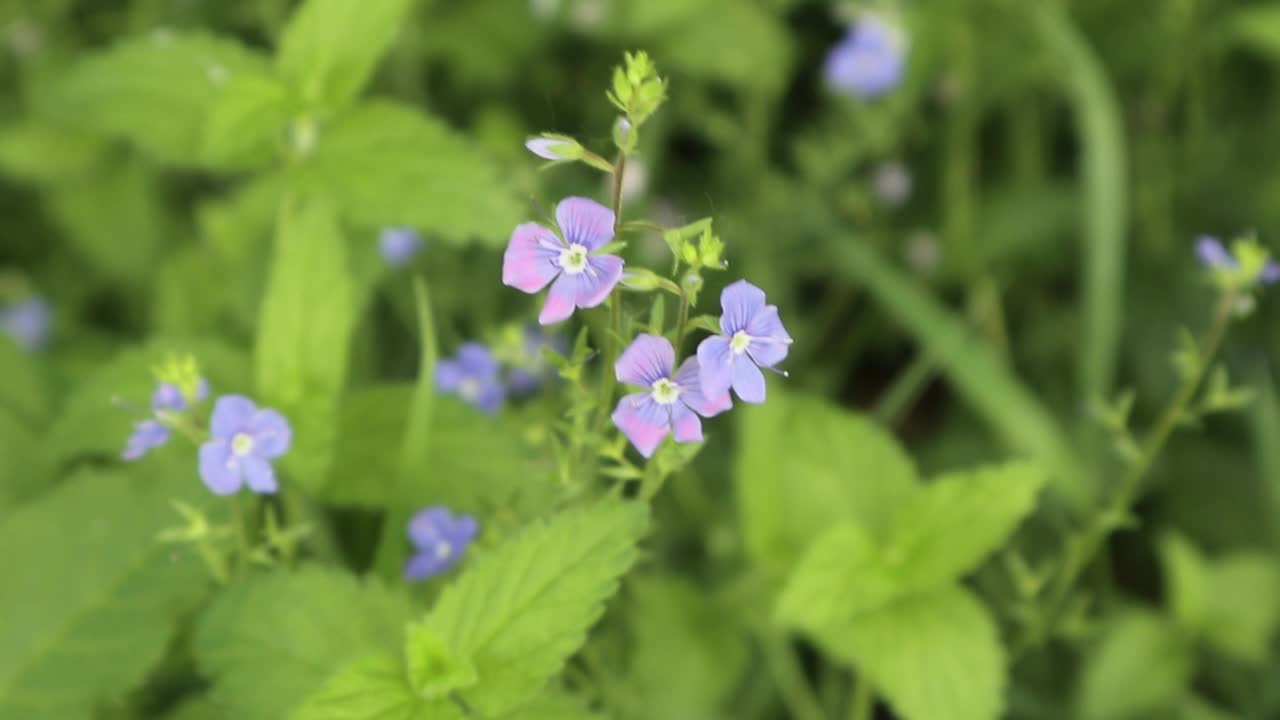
[674,290,690,354]
[1033,288,1237,644]
[763,632,828,720]
[848,677,874,720]
[610,153,626,232]
[228,494,251,577]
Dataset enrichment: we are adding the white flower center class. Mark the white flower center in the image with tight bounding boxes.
[651,377,681,405]
[435,541,453,560]
[559,244,589,275]
[730,330,752,354]
[459,378,480,401]
[231,432,255,457]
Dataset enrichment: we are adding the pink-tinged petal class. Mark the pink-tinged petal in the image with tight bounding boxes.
[719,280,767,335]
[696,335,734,397]
[670,402,704,444]
[503,222,562,293]
[556,196,615,250]
[199,439,242,495]
[525,138,564,160]
[616,333,675,388]
[732,359,767,404]
[242,456,278,494]
[746,305,792,367]
[210,395,256,439]
[612,392,670,458]
[574,254,624,308]
[675,357,732,417]
[539,272,578,325]
[248,408,292,458]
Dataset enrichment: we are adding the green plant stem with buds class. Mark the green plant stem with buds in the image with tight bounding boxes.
[1031,287,1238,647]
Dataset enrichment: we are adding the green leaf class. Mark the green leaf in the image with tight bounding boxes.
[1077,609,1193,720]
[276,0,414,109]
[493,692,604,720]
[818,586,1006,720]
[404,621,477,700]
[201,70,293,171]
[654,0,792,97]
[1227,6,1280,61]
[1199,552,1280,663]
[0,336,47,424]
[51,31,272,167]
[291,654,463,720]
[0,466,211,720]
[1159,533,1210,631]
[194,566,413,720]
[424,501,649,715]
[736,389,919,570]
[293,101,523,244]
[255,198,356,491]
[776,523,895,630]
[0,124,104,184]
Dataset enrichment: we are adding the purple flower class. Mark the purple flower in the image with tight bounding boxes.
[697,280,792,404]
[437,342,505,414]
[380,227,422,268]
[502,196,625,325]
[507,326,563,395]
[403,506,479,581]
[824,15,906,100]
[1,297,51,351]
[121,379,211,462]
[611,334,732,458]
[198,395,292,495]
[1196,235,1280,285]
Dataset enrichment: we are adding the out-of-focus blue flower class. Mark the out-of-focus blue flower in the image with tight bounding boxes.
[122,421,171,462]
[1196,235,1280,285]
[612,334,732,458]
[437,342,506,414]
[824,14,907,100]
[380,227,423,268]
[697,280,793,404]
[403,506,479,581]
[1,297,50,351]
[198,395,292,495]
[121,379,211,462]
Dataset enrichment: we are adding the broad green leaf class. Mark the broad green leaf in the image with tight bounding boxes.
[291,654,463,720]
[655,0,792,97]
[776,523,895,630]
[1228,6,1280,61]
[404,621,477,699]
[736,389,918,570]
[495,692,605,720]
[51,31,271,167]
[0,465,211,720]
[818,586,1006,720]
[47,158,167,282]
[293,101,523,244]
[1199,553,1280,663]
[424,501,649,715]
[276,0,414,109]
[201,70,293,171]
[194,566,413,720]
[0,124,104,184]
[255,198,356,491]
[0,409,39,511]
[1159,533,1210,631]
[0,336,46,423]
[1077,609,1193,720]
[197,174,282,262]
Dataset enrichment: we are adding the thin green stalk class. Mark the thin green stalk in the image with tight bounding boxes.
[674,290,690,354]
[1036,289,1237,640]
[874,353,937,426]
[849,677,874,720]
[763,632,828,720]
[229,494,250,577]
[611,153,626,232]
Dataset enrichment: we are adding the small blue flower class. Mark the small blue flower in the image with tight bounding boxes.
[1,297,51,351]
[122,421,170,462]
[121,379,211,462]
[380,227,423,268]
[824,14,907,100]
[403,506,479,581]
[198,395,292,495]
[697,280,793,404]
[1196,235,1280,285]
[437,343,505,414]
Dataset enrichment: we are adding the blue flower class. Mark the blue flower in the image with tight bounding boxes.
[1196,235,1280,284]
[122,421,170,461]
[697,280,793,404]
[198,395,292,495]
[437,343,505,414]
[824,15,907,100]
[403,506,479,581]
[1,297,50,351]
[612,334,732,458]
[121,379,211,462]
[380,227,423,268]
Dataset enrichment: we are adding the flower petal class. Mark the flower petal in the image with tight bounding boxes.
[122,420,170,461]
[574,254,624,308]
[555,196,615,250]
[670,402,703,444]
[448,515,480,546]
[199,439,242,495]
[746,305,792,367]
[151,383,186,412]
[719,280,767,335]
[457,342,500,379]
[1263,261,1280,285]
[242,456,278,494]
[1195,236,1234,269]
[538,272,579,325]
[675,357,732,417]
[210,395,257,439]
[612,392,670,458]
[472,379,506,415]
[732,359,767,404]
[248,408,292,459]
[503,222,562,293]
[696,335,734,397]
[435,359,464,392]
[616,333,675,388]
[403,548,457,581]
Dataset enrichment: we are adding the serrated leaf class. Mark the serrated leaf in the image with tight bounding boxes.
[818,586,1006,720]
[0,466,211,720]
[291,654,464,720]
[202,70,293,171]
[776,523,897,629]
[51,31,271,168]
[1077,609,1193,720]
[737,390,919,570]
[292,101,523,244]
[255,198,356,491]
[194,567,414,720]
[424,501,649,715]
[276,0,414,109]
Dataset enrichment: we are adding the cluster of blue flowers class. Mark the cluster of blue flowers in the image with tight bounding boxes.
[435,326,560,415]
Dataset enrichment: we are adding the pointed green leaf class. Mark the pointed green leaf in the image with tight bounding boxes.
[291,654,463,720]
[1077,609,1193,720]
[277,0,414,109]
